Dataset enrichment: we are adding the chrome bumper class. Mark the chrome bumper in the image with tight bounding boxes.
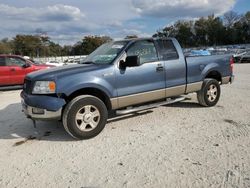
[21,99,62,120]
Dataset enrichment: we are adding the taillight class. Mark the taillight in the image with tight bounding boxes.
[230,56,234,73]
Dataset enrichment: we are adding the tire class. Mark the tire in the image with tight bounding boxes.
[197,79,221,107]
[63,95,108,139]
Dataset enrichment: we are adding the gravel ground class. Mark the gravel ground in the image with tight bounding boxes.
[0,64,249,188]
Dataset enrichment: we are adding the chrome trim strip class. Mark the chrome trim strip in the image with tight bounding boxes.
[166,85,186,97]
[112,85,186,110]
[186,81,203,93]
[222,76,231,84]
[112,82,204,110]
[110,98,119,110]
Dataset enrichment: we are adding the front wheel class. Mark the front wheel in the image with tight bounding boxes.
[63,95,108,139]
[197,79,221,107]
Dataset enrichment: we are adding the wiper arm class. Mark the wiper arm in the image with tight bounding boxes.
[79,61,95,64]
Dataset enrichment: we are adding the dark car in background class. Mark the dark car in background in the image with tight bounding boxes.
[239,51,250,63]
[0,55,54,86]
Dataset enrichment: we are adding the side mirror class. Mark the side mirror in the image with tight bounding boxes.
[119,55,140,69]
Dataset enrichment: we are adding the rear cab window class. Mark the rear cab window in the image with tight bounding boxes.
[157,39,179,61]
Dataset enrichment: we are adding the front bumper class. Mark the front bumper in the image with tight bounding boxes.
[21,91,65,120]
[22,100,62,120]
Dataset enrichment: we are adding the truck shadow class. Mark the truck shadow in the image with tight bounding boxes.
[0,103,153,142]
[0,103,74,142]
[107,110,153,124]
[166,101,203,108]
[0,101,201,142]
[0,86,23,91]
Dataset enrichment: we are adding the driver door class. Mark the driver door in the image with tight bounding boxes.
[115,40,166,108]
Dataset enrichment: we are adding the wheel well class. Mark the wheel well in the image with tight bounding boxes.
[64,88,112,110]
[205,71,222,82]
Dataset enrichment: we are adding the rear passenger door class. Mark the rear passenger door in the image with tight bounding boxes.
[0,57,11,86]
[157,39,186,97]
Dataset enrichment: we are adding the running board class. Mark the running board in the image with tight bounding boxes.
[116,97,186,115]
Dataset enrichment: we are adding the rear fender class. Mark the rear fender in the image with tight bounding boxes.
[201,63,221,80]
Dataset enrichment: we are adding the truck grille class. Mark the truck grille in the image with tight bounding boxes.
[23,79,33,94]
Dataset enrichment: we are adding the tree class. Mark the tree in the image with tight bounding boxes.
[174,21,195,47]
[206,15,225,46]
[13,35,42,56]
[0,38,13,54]
[224,11,241,28]
[155,21,195,47]
[81,36,113,55]
[194,17,209,46]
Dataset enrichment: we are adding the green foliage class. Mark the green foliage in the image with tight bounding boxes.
[0,38,13,54]
[154,11,250,47]
[13,35,42,56]
[67,35,113,55]
[81,36,113,55]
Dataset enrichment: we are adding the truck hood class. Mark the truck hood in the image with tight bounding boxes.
[26,64,107,81]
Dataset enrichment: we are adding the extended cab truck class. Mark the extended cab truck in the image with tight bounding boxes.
[21,38,234,139]
[0,55,53,86]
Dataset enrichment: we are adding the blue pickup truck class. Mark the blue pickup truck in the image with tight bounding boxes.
[21,37,234,139]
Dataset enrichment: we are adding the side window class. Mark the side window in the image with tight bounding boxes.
[127,40,158,64]
[6,57,26,67]
[0,57,5,66]
[158,40,179,60]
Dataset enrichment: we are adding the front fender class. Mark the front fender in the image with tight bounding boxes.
[57,75,116,98]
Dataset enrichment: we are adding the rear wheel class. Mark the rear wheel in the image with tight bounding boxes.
[197,79,221,107]
[63,95,108,139]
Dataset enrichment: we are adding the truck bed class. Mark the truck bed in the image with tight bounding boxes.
[185,54,233,84]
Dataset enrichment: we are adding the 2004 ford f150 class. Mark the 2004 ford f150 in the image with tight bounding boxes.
[21,37,234,139]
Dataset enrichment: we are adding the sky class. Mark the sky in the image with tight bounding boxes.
[0,0,249,45]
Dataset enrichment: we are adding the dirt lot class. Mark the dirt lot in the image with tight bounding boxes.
[0,64,249,188]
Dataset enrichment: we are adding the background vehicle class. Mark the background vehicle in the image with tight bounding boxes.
[21,38,234,139]
[238,51,250,63]
[64,57,87,65]
[0,55,53,86]
[46,60,65,67]
[189,50,211,56]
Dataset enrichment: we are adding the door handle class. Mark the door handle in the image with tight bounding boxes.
[156,65,164,72]
[10,68,16,71]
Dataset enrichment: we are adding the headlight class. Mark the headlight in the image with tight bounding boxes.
[32,81,56,94]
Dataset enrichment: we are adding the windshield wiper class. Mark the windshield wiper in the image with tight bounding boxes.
[79,61,95,64]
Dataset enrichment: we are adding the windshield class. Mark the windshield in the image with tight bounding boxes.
[82,41,128,64]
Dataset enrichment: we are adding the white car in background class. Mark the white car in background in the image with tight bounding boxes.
[45,60,65,67]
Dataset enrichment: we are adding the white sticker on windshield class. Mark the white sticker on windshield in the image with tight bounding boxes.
[112,45,124,49]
